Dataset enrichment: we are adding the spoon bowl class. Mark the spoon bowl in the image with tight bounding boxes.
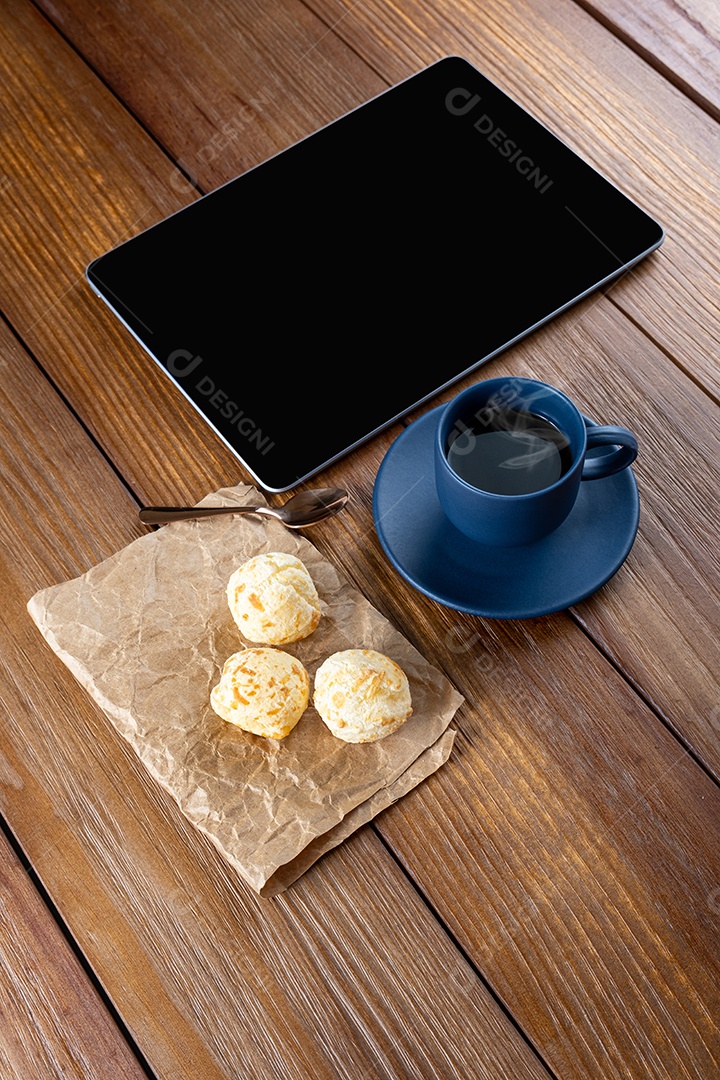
[139,487,349,527]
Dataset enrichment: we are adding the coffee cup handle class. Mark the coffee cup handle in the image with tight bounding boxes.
[581,422,638,480]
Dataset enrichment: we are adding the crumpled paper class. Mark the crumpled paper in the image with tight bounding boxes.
[27,485,462,895]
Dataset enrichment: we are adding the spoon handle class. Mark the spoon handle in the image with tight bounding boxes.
[139,504,267,524]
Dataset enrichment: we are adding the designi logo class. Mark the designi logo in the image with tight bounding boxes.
[166,349,275,455]
[445,87,554,194]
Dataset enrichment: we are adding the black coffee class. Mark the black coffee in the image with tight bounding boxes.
[446,407,573,495]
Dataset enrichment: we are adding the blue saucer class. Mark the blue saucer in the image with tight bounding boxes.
[373,406,639,618]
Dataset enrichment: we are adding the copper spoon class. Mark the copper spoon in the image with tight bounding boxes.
[139,487,349,527]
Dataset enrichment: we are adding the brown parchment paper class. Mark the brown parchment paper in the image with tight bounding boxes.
[27,484,463,895]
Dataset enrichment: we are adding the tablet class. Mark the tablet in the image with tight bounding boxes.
[86,55,663,492]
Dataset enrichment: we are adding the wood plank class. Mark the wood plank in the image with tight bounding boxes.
[34,0,387,186]
[581,0,720,119]
[0,318,552,1074]
[0,827,145,1079]
[1,4,719,1076]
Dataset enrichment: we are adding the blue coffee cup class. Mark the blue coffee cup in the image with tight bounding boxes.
[435,376,638,546]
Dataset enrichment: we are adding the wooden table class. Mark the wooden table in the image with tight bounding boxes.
[1,1,719,1076]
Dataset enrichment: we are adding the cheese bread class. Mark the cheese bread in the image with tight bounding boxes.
[210,647,310,739]
[227,552,321,645]
[313,649,412,743]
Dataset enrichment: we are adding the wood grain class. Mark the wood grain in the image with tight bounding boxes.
[0,828,145,1079]
[34,0,388,187]
[582,0,720,119]
[1,1,719,1079]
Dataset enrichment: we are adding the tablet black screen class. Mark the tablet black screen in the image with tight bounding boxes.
[87,56,663,491]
